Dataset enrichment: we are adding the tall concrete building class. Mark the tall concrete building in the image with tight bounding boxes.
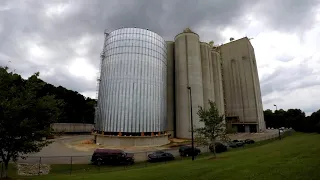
[167,28,265,139]
[218,38,265,133]
[95,27,265,145]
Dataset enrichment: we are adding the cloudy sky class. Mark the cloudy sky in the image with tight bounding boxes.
[0,0,319,115]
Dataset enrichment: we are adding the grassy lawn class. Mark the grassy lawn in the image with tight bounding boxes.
[6,132,320,180]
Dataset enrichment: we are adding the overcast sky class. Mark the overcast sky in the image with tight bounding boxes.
[0,0,319,115]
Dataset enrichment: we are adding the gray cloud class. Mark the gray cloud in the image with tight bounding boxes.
[260,62,319,96]
[253,0,319,33]
[0,0,319,98]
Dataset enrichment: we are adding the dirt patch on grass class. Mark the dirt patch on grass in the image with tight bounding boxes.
[65,139,171,152]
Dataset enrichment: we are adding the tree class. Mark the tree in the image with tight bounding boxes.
[0,67,63,178]
[208,41,214,47]
[263,108,320,133]
[194,100,229,158]
[316,121,320,134]
[263,109,274,128]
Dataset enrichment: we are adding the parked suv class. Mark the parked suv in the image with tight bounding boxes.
[91,149,134,165]
[209,142,228,153]
[179,146,201,157]
[244,139,255,144]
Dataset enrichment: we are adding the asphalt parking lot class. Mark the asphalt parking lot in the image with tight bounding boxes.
[18,130,279,164]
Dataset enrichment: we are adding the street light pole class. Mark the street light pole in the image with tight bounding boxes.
[274,104,277,111]
[187,86,195,161]
[274,104,281,140]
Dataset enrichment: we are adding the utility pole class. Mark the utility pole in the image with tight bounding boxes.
[187,86,195,161]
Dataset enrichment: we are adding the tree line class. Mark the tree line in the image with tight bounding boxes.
[264,109,320,133]
[1,67,97,124]
[0,67,97,177]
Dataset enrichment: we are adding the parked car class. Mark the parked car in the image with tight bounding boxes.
[91,149,134,165]
[147,151,175,162]
[244,139,255,144]
[209,142,228,153]
[227,141,238,148]
[234,140,245,147]
[179,146,201,157]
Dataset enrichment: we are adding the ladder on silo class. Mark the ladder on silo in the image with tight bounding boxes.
[217,45,227,116]
[94,30,109,129]
[95,30,109,101]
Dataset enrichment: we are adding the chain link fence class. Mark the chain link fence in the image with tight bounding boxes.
[5,130,293,177]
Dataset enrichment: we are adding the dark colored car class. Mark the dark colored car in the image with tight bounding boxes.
[209,142,228,153]
[227,141,238,148]
[232,140,245,147]
[245,139,255,144]
[147,151,175,162]
[179,146,201,157]
[91,149,134,165]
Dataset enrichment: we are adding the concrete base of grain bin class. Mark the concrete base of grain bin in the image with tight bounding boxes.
[94,134,169,147]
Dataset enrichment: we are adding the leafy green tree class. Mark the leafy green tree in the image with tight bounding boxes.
[0,67,63,178]
[309,110,320,132]
[263,109,274,128]
[194,100,229,158]
[263,108,320,133]
[285,109,306,131]
[316,121,320,134]
[208,41,214,47]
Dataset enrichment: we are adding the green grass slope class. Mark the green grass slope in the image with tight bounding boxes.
[12,133,320,180]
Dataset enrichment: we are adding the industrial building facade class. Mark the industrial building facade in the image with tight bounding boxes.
[95,27,265,141]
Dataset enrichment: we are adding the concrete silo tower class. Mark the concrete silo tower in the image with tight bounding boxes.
[200,42,214,109]
[174,28,204,139]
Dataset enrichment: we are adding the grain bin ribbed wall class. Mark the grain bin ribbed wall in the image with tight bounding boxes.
[96,28,167,133]
[174,31,204,139]
[200,42,214,109]
[166,41,175,136]
[211,50,225,116]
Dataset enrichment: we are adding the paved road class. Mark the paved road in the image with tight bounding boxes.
[17,141,209,164]
[18,136,93,164]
